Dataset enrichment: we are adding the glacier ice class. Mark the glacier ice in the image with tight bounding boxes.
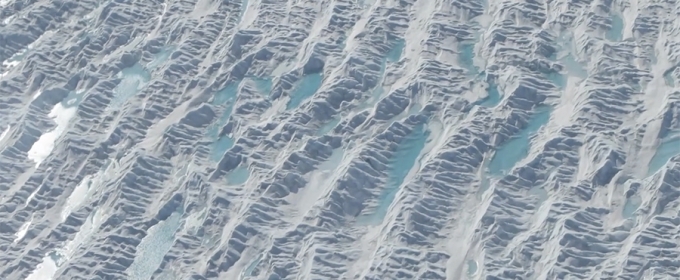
[1,0,680,279]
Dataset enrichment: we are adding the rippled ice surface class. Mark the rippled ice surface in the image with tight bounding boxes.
[6,0,680,278]
[488,109,551,176]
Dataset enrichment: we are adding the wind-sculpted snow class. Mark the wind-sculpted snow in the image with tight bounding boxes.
[1,0,680,278]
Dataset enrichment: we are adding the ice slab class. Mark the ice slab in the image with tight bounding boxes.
[27,100,78,168]
[61,175,94,222]
[14,214,33,243]
[1,47,28,77]
[528,186,549,202]
[286,73,322,110]
[30,208,108,280]
[24,254,58,280]
[647,134,680,176]
[126,210,182,280]
[488,109,551,176]
[211,83,239,105]
[0,125,10,143]
[110,64,150,109]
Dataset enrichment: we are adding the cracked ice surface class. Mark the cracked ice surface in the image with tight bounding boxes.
[0,0,680,279]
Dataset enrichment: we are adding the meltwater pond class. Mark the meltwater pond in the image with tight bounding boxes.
[227,166,250,185]
[287,73,322,110]
[478,78,501,108]
[211,83,239,105]
[488,109,551,176]
[241,253,263,279]
[210,137,235,162]
[647,134,680,176]
[606,14,624,42]
[208,83,240,161]
[466,260,478,278]
[622,195,641,219]
[359,124,428,224]
[459,43,479,76]
[360,39,403,109]
[546,71,567,89]
[664,68,676,87]
[386,39,405,63]
[250,77,273,96]
[560,53,588,78]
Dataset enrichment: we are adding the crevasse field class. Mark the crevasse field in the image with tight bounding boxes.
[0,0,679,279]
